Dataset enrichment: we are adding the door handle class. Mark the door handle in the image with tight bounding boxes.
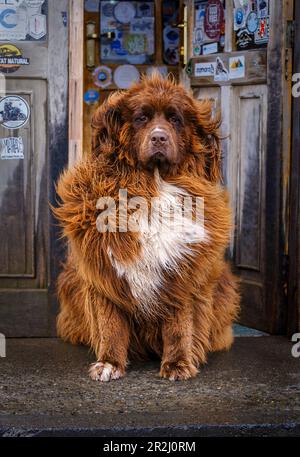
[86,21,97,70]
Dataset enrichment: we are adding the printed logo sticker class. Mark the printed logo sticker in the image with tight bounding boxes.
[29,13,46,39]
[93,65,112,89]
[214,56,229,81]
[0,136,24,159]
[84,89,100,105]
[0,44,29,73]
[194,62,216,78]
[204,0,224,41]
[229,56,246,80]
[0,95,30,129]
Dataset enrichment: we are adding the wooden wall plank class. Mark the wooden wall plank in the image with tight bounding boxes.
[69,0,84,165]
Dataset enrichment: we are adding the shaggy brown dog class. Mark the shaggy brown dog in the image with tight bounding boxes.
[53,74,240,382]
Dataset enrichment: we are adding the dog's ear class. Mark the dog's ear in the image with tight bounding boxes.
[194,99,222,183]
[91,91,125,157]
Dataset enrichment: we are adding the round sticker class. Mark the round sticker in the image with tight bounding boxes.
[114,2,136,24]
[246,11,259,34]
[0,95,30,129]
[102,3,114,17]
[84,89,100,105]
[204,0,224,40]
[93,65,112,88]
[113,65,140,89]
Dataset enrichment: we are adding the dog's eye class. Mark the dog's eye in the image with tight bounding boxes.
[134,115,148,124]
[169,115,181,125]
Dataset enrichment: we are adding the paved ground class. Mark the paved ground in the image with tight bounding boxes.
[0,336,300,437]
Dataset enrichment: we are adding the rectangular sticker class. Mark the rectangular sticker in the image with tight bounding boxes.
[202,42,218,55]
[229,56,245,79]
[195,62,216,78]
[0,136,24,160]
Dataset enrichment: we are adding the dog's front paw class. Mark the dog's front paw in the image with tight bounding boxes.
[89,361,125,382]
[160,360,198,381]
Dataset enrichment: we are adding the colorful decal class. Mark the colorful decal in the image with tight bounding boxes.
[113,64,140,89]
[0,136,24,160]
[84,89,100,105]
[214,56,229,81]
[204,0,224,41]
[0,44,30,74]
[234,7,245,31]
[0,0,47,41]
[194,62,216,78]
[192,0,225,57]
[93,65,112,88]
[100,1,155,64]
[123,33,147,54]
[254,16,269,44]
[234,0,269,50]
[0,95,30,130]
[163,25,180,65]
[229,56,245,80]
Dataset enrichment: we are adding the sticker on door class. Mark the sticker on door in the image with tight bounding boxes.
[0,136,24,160]
[0,95,30,129]
[0,44,30,74]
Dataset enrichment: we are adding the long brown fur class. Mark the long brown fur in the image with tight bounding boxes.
[53,74,240,382]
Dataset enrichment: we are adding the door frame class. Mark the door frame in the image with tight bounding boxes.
[48,0,70,335]
[288,0,300,335]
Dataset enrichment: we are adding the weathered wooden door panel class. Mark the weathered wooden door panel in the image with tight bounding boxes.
[0,80,48,336]
[0,0,69,337]
[232,85,268,329]
[0,80,47,286]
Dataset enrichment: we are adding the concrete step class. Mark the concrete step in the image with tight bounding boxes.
[0,336,299,437]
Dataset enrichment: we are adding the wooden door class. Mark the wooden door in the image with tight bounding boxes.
[186,0,294,334]
[82,0,184,154]
[0,0,69,336]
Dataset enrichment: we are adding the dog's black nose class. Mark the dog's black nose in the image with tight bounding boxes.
[151,129,168,145]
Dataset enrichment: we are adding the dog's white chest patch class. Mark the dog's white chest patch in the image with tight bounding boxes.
[108,175,207,315]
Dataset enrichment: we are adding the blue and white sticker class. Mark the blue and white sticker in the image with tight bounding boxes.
[0,95,30,129]
[93,65,112,88]
[0,136,24,159]
[246,11,259,34]
[84,89,100,105]
[234,7,245,31]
